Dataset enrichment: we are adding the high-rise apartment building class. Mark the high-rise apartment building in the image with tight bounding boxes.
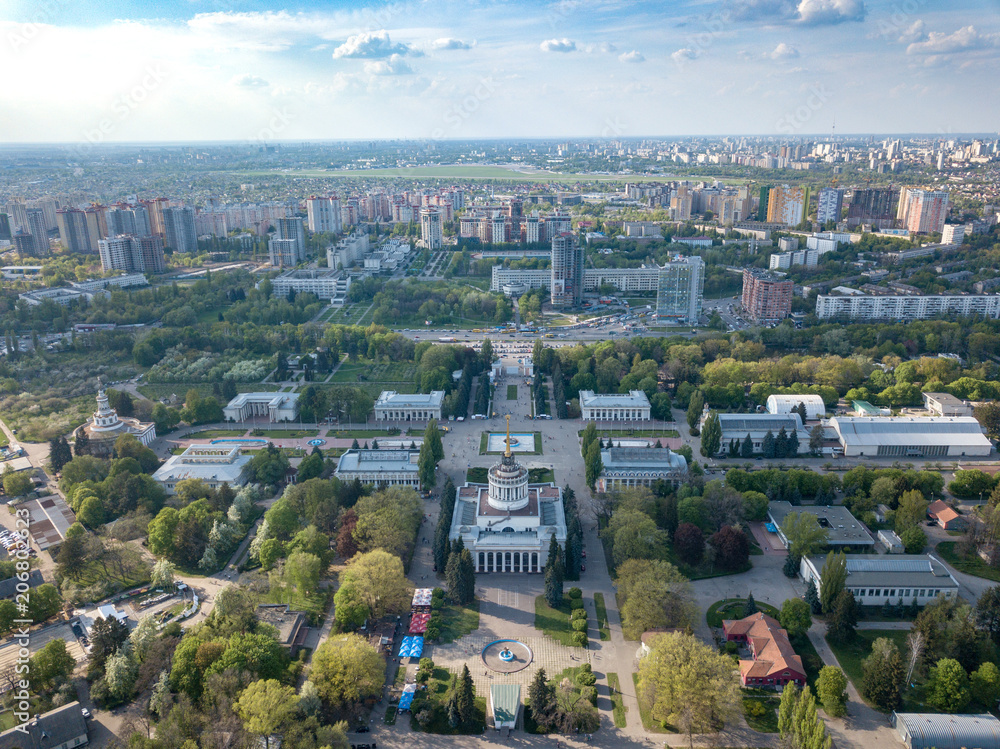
[420,208,443,250]
[268,216,306,267]
[98,235,166,274]
[846,188,895,229]
[655,256,705,323]
[816,188,843,224]
[550,232,584,307]
[899,189,949,234]
[741,268,793,322]
[0,213,10,241]
[13,230,36,258]
[57,208,99,253]
[107,204,151,238]
[670,187,692,220]
[306,196,343,234]
[26,209,51,256]
[525,212,541,244]
[765,186,808,226]
[163,207,197,253]
[141,198,170,237]
[5,200,28,233]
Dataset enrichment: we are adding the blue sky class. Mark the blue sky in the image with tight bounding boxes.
[1,0,998,143]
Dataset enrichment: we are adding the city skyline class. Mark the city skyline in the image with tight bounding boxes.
[1,0,998,143]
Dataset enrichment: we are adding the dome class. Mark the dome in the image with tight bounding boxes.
[487,418,529,511]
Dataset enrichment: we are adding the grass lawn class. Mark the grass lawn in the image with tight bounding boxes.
[527,467,555,484]
[706,599,780,628]
[534,595,582,647]
[594,593,610,641]
[607,672,627,727]
[330,360,417,384]
[250,428,321,438]
[935,541,1000,583]
[632,673,669,733]
[742,694,780,733]
[183,429,247,439]
[507,385,518,400]
[410,666,486,734]
[384,705,397,725]
[438,598,480,644]
[0,710,18,731]
[328,428,404,438]
[467,467,488,483]
[824,630,915,711]
[790,633,825,692]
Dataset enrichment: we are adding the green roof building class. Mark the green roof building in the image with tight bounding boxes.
[490,684,521,730]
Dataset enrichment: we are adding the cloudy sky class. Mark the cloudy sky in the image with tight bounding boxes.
[1,0,998,143]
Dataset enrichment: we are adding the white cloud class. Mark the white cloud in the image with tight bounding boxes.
[230,73,269,88]
[796,0,866,24]
[363,54,414,75]
[897,20,926,44]
[771,42,800,59]
[431,38,473,51]
[333,30,411,59]
[906,26,997,55]
[540,38,576,53]
[671,48,697,63]
[619,50,645,63]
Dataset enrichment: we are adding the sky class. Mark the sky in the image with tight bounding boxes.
[1,0,999,144]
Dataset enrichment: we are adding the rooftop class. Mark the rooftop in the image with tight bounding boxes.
[830,416,992,449]
[0,701,88,749]
[922,392,967,407]
[579,390,651,408]
[375,390,445,408]
[806,554,959,590]
[600,447,687,471]
[152,446,251,484]
[718,413,803,431]
[255,604,307,647]
[335,449,419,474]
[768,502,874,546]
[893,713,1000,749]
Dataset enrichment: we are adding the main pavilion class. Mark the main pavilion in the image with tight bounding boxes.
[449,418,567,573]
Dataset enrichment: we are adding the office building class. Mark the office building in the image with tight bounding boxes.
[828,416,992,458]
[768,502,874,550]
[800,555,958,607]
[921,392,973,417]
[655,255,705,323]
[741,268,793,322]
[898,189,949,234]
[162,206,197,253]
[223,392,300,423]
[550,232,583,307]
[334,449,420,488]
[71,274,148,291]
[420,208,443,250]
[25,208,50,256]
[97,235,165,274]
[765,186,807,226]
[449,429,566,573]
[56,207,99,253]
[153,445,252,494]
[816,187,843,224]
[579,390,651,421]
[815,293,1000,321]
[941,224,965,245]
[269,269,351,302]
[374,391,444,422]
[306,196,343,234]
[596,447,688,492]
[846,188,895,229]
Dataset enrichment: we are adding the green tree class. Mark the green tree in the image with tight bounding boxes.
[826,590,857,642]
[700,412,722,458]
[580,422,598,458]
[809,424,824,455]
[971,662,1000,707]
[249,443,290,486]
[2,466,31,498]
[816,666,848,717]
[975,586,1000,645]
[151,559,175,589]
[895,490,929,533]
[761,430,776,459]
[29,639,76,692]
[104,648,138,700]
[544,535,564,608]
[339,549,412,620]
[637,632,742,746]
[49,436,73,473]
[528,668,557,730]
[207,631,288,681]
[781,513,829,560]
[779,597,812,638]
[424,419,445,462]
[418,441,437,490]
[616,559,695,640]
[296,451,325,482]
[819,552,848,614]
[900,526,927,554]
[778,680,798,738]
[456,664,475,726]
[445,547,476,605]
[741,433,754,459]
[286,551,322,596]
[927,658,971,713]
[310,634,386,709]
[686,391,704,431]
[584,439,603,488]
[949,469,996,499]
[862,637,904,712]
[235,679,300,749]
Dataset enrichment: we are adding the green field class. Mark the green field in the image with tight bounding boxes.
[240,165,689,182]
[935,541,1000,583]
[250,428,321,438]
[438,598,480,643]
[319,304,371,325]
[507,385,518,400]
[705,599,780,628]
[184,429,247,439]
[607,672,627,727]
[825,630,918,711]
[594,593,610,641]
[330,360,418,384]
[534,595,582,647]
[138,382,279,401]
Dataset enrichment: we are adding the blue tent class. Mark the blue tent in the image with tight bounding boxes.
[398,636,425,659]
[398,683,417,711]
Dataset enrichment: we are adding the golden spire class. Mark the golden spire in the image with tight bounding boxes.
[505,414,512,457]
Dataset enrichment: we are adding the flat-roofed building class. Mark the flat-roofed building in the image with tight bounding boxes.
[152,445,252,494]
[596,447,687,491]
[374,391,444,422]
[714,413,803,455]
[579,390,651,421]
[268,269,351,301]
[766,394,826,420]
[224,392,299,423]
[816,293,1000,321]
[768,501,874,549]
[334,449,420,487]
[800,554,958,607]
[922,392,973,417]
[829,416,993,458]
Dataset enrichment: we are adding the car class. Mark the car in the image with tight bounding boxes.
[81,708,92,720]
[580,564,586,572]
[355,726,370,733]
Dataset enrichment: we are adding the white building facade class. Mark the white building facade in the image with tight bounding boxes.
[816,293,1000,321]
[579,390,651,421]
[374,391,444,422]
[224,392,300,422]
[334,449,420,487]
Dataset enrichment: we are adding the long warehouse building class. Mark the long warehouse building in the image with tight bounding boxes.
[829,416,993,458]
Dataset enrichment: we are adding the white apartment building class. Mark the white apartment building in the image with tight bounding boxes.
[327,231,370,270]
[816,293,1000,321]
[268,269,351,301]
[769,249,818,270]
[306,196,343,234]
[420,208,443,250]
[489,265,662,294]
[941,224,966,245]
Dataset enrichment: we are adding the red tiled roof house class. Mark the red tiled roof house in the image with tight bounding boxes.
[927,500,966,530]
[722,612,805,689]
